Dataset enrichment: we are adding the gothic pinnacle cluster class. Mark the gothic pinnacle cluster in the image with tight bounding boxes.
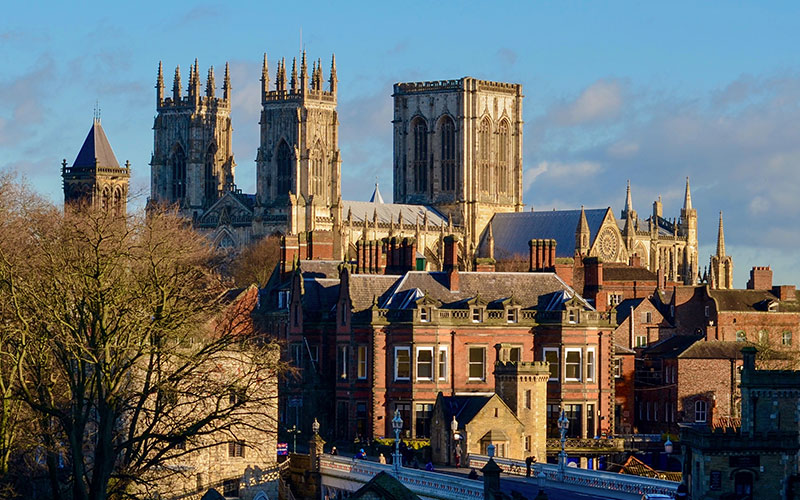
[260,52,337,102]
[156,59,232,109]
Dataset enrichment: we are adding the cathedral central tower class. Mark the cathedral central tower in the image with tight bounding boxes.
[255,52,341,236]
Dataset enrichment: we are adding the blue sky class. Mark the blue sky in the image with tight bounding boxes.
[2,1,800,287]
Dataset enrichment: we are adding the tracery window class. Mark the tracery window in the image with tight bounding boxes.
[204,144,217,206]
[440,117,456,192]
[498,120,509,193]
[170,145,186,200]
[276,140,292,195]
[311,144,326,202]
[113,188,122,216]
[478,118,491,192]
[412,118,428,193]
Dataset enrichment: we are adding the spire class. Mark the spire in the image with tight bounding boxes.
[311,60,317,91]
[280,58,287,92]
[369,181,384,204]
[716,211,726,258]
[683,176,692,210]
[223,62,231,101]
[300,50,308,91]
[156,61,164,104]
[261,53,269,100]
[329,53,337,93]
[189,58,201,98]
[576,205,590,256]
[290,57,298,93]
[206,66,215,97]
[625,179,633,214]
[172,65,182,101]
[316,57,324,90]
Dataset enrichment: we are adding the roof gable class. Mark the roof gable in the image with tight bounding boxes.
[73,120,120,169]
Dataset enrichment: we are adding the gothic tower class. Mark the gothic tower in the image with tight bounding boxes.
[150,60,235,219]
[255,52,341,236]
[62,117,130,215]
[392,78,524,254]
[679,177,699,284]
[710,211,733,289]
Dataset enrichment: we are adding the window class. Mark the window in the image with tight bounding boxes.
[736,330,746,342]
[412,119,428,192]
[223,479,239,498]
[544,348,559,380]
[643,311,653,323]
[510,346,522,363]
[170,145,187,200]
[357,345,368,380]
[564,404,582,438]
[586,404,595,438]
[290,343,302,368]
[471,308,482,323]
[507,308,518,323]
[228,441,245,458]
[420,307,430,322]
[416,347,433,380]
[654,401,660,422]
[478,118,491,192]
[783,331,792,346]
[395,347,411,381]
[415,403,433,438]
[609,293,622,307]
[276,140,292,195]
[759,330,768,344]
[586,348,595,381]
[524,435,531,452]
[497,120,509,193]
[277,290,290,309]
[310,145,327,202]
[204,145,217,205]
[337,345,348,380]
[524,390,531,410]
[613,357,622,378]
[568,309,577,324]
[308,344,319,364]
[395,403,411,437]
[635,335,647,347]
[440,116,456,192]
[438,347,447,380]
[695,400,708,423]
[468,346,486,381]
[356,402,368,438]
[646,401,651,421]
[704,305,710,318]
[565,349,582,381]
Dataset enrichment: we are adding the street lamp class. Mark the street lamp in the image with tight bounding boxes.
[392,409,403,472]
[312,417,320,436]
[450,415,459,467]
[288,425,300,454]
[664,437,674,454]
[557,408,569,478]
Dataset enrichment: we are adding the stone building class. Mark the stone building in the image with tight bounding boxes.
[708,211,734,290]
[62,117,130,214]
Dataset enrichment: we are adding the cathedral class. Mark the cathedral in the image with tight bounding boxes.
[62,51,721,285]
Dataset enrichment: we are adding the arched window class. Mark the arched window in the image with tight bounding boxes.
[204,144,218,206]
[276,140,293,195]
[694,400,707,423]
[113,188,122,216]
[412,118,428,193]
[497,120,509,193]
[101,187,110,212]
[170,145,187,201]
[478,118,491,192]
[311,142,326,202]
[440,117,456,192]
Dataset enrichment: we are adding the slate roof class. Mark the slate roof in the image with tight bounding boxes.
[372,271,586,312]
[614,343,636,355]
[347,274,401,310]
[678,340,748,360]
[709,289,800,312]
[350,471,421,500]
[615,298,646,325]
[72,120,121,169]
[298,260,342,279]
[437,395,493,429]
[603,264,658,282]
[484,208,609,260]
[301,278,340,312]
[642,335,703,359]
[342,200,448,227]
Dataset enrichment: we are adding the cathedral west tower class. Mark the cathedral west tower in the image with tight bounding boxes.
[255,52,341,236]
[150,60,235,219]
[392,77,524,254]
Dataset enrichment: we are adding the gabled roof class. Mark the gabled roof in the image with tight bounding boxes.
[437,394,493,428]
[603,264,658,282]
[484,208,609,260]
[678,340,748,360]
[615,298,647,325]
[301,278,340,312]
[72,120,121,169]
[709,288,800,313]
[342,200,448,227]
[642,334,703,359]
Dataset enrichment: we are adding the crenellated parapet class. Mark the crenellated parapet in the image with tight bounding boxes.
[156,59,232,111]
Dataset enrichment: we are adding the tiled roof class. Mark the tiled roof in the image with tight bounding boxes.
[603,264,657,282]
[347,274,400,310]
[438,395,493,428]
[678,340,748,359]
[342,200,448,227]
[642,334,703,359]
[73,120,121,169]
[614,343,636,355]
[301,278,339,312]
[484,208,609,260]
[298,260,342,279]
[709,289,800,312]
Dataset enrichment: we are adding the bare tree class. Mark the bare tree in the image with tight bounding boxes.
[229,235,281,288]
[0,198,281,500]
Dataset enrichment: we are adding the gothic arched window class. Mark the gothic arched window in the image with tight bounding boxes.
[101,187,110,212]
[412,118,428,193]
[113,188,123,216]
[498,120,509,194]
[478,118,491,192]
[204,144,218,206]
[276,140,293,195]
[311,142,326,203]
[170,145,187,201]
[440,116,456,192]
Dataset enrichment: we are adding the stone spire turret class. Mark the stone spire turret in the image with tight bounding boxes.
[300,51,308,91]
[683,176,693,211]
[329,53,337,94]
[223,62,231,101]
[206,66,215,97]
[290,57,298,93]
[172,65,182,101]
[716,211,726,258]
[189,59,201,99]
[261,54,269,102]
[709,211,733,289]
[156,61,164,104]
[576,205,590,257]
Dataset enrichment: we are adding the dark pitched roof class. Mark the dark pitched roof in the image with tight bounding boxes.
[347,274,401,310]
[299,260,342,279]
[709,289,800,313]
[301,278,340,312]
[484,208,609,260]
[438,395,493,428]
[678,340,748,359]
[642,334,703,359]
[614,343,636,355]
[72,120,120,169]
[350,471,421,500]
[603,264,657,282]
[615,298,646,325]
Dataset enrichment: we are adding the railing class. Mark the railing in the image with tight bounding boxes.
[320,455,483,500]
[468,455,678,498]
[545,437,625,453]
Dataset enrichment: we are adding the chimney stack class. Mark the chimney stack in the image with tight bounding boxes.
[444,235,459,291]
[747,266,772,290]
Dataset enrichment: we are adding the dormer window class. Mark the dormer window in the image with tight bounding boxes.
[568,309,577,324]
[507,308,518,323]
[277,290,290,309]
[768,301,778,312]
[472,308,482,323]
[420,308,430,323]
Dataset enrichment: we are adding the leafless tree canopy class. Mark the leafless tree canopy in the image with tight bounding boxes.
[0,178,281,500]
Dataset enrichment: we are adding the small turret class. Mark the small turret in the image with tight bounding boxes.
[156,61,164,104]
[300,51,308,92]
[172,65,182,101]
[206,66,215,98]
[188,59,202,100]
[223,62,231,101]
[716,211,726,258]
[290,57,298,93]
[709,211,733,289]
[261,54,269,102]
[683,176,693,211]
[575,205,590,257]
[330,53,337,94]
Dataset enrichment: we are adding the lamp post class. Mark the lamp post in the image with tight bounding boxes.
[288,425,300,454]
[664,437,673,454]
[557,409,569,479]
[450,415,459,467]
[392,409,403,473]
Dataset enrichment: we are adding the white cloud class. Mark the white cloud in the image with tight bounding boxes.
[550,79,625,126]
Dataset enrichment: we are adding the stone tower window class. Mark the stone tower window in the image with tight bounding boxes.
[170,145,186,200]
[478,117,491,192]
[276,140,293,195]
[440,116,456,191]
[101,187,110,212]
[412,118,428,193]
[113,188,123,216]
[204,144,217,207]
[311,144,327,203]
[497,120,509,194]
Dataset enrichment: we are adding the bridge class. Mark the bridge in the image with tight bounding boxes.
[318,454,679,500]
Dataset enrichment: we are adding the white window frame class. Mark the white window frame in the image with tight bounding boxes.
[471,308,482,323]
[416,346,434,381]
[586,348,595,382]
[468,346,486,381]
[613,357,622,378]
[357,345,368,380]
[564,348,582,382]
[783,331,792,346]
[278,290,290,309]
[695,400,708,423]
[635,334,647,347]
[507,308,518,323]
[420,307,430,322]
[437,346,448,381]
[568,309,577,324]
[394,346,411,381]
[543,348,559,381]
